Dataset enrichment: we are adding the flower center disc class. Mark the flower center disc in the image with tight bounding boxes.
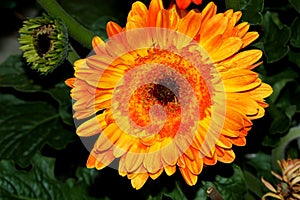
[34,25,54,56]
[111,48,213,140]
[152,79,179,106]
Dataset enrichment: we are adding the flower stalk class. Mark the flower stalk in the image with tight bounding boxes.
[67,44,80,64]
[37,0,95,49]
[207,186,224,200]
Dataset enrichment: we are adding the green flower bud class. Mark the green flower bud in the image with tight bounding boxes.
[18,14,68,74]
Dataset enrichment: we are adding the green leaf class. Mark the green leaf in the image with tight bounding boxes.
[241,0,263,25]
[268,103,295,135]
[0,153,98,200]
[194,185,208,200]
[289,0,300,13]
[163,182,188,200]
[87,16,112,40]
[269,115,290,135]
[244,192,257,200]
[225,0,263,25]
[195,165,247,200]
[291,17,300,48]
[288,49,300,69]
[0,55,73,126]
[213,165,247,200]
[225,0,241,11]
[264,66,299,85]
[269,79,294,103]
[285,105,297,120]
[0,0,17,9]
[272,126,300,170]
[245,152,274,182]
[75,167,98,186]
[60,0,121,37]
[243,170,264,198]
[0,93,74,167]
[0,55,41,92]
[262,12,291,63]
[47,83,73,126]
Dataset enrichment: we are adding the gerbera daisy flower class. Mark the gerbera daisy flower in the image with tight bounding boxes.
[261,158,300,200]
[176,0,203,9]
[66,0,272,189]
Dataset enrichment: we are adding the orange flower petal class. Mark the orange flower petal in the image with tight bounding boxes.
[192,0,202,5]
[65,78,75,88]
[127,2,148,29]
[179,166,198,186]
[150,168,163,180]
[106,21,123,37]
[223,107,252,131]
[176,0,192,10]
[236,22,250,38]
[73,110,94,120]
[200,2,217,25]
[220,49,262,70]
[217,149,235,163]
[177,10,201,39]
[203,153,217,165]
[144,142,163,173]
[161,139,179,166]
[201,34,223,55]
[215,146,225,157]
[157,7,180,29]
[95,149,115,170]
[216,134,233,148]
[76,116,105,137]
[230,136,246,146]
[242,31,259,48]
[95,123,122,152]
[227,95,261,116]
[247,83,273,100]
[224,9,233,18]
[131,172,149,190]
[148,0,164,27]
[176,135,195,160]
[113,133,136,157]
[200,13,228,44]
[223,11,242,37]
[164,165,177,176]
[184,150,203,175]
[118,156,127,176]
[220,127,240,137]
[92,36,106,55]
[86,154,97,168]
[222,70,261,92]
[210,37,243,62]
[124,143,146,172]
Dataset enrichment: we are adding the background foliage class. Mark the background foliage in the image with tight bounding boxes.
[0,0,299,199]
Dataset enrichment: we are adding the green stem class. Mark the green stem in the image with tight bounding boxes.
[207,186,224,200]
[67,44,81,64]
[37,0,95,49]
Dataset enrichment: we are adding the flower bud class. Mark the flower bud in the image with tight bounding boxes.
[18,14,68,74]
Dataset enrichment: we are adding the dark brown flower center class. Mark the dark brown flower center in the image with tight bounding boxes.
[34,24,54,57]
[152,78,179,105]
